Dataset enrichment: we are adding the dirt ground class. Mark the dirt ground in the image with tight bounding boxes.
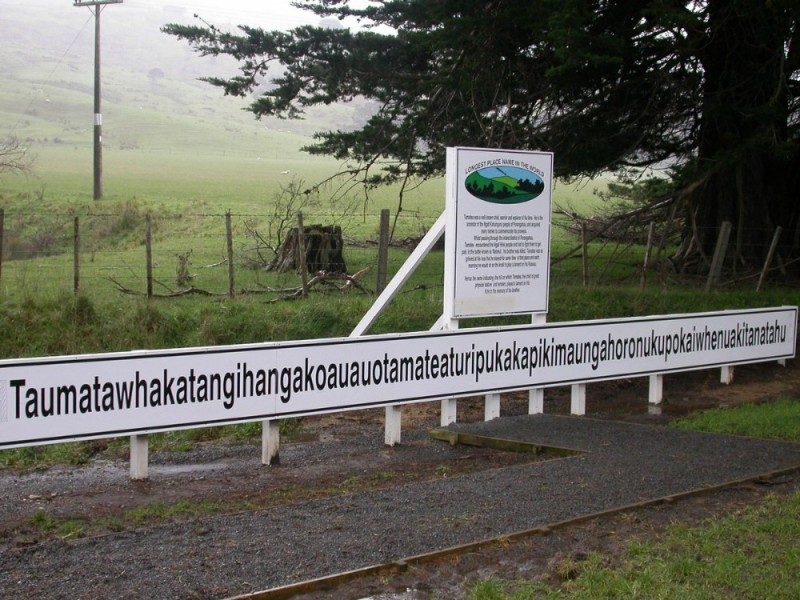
[289,359,800,599]
[2,357,800,599]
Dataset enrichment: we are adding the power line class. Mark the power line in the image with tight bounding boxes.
[7,11,94,137]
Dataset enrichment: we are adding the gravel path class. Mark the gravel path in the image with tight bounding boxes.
[2,414,800,599]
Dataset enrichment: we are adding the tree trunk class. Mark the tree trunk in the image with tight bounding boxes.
[681,0,800,274]
[271,224,347,274]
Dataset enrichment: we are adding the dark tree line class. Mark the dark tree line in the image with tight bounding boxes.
[165,0,800,275]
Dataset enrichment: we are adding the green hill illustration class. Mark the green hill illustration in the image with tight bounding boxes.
[464,166,545,203]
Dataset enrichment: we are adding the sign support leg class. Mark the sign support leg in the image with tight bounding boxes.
[262,420,280,465]
[649,374,664,405]
[720,366,734,384]
[484,393,500,421]
[440,399,457,426]
[385,406,402,446]
[130,434,149,480]
[571,384,586,416]
[529,388,544,414]
[528,314,547,415]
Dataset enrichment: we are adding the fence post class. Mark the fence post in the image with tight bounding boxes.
[705,220,732,292]
[0,208,4,289]
[581,222,589,287]
[640,221,655,290]
[226,211,235,298]
[756,226,782,292]
[145,214,153,298]
[73,216,80,294]
[377,208,390,294]
[297,212,308,296]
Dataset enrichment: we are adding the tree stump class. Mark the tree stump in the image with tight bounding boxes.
[271,224,347,274]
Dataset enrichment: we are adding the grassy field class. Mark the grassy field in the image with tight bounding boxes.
[1,10,619,309]
[0,136,624,311]
[0,138,794,355]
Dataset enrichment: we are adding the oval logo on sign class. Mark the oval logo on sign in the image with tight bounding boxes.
[464,166,545,204]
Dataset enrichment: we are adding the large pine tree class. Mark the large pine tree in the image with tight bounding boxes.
[165,0,800,274]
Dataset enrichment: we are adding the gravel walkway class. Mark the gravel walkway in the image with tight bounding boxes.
[2,414,800,599]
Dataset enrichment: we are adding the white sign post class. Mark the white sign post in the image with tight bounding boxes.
[445,147,553,319]
[442,147,553,423]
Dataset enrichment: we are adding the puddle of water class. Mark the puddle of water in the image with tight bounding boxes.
[284,431,320,443]
[149,463,231,476]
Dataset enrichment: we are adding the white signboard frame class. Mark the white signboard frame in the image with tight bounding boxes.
[445,147,553,319]
[0,307,795,449]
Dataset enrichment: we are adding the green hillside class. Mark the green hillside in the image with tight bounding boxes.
[0,0,603,235]
[0,0,371,190]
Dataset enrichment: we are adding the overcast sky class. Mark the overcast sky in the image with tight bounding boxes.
[1,1,383,39]
[132,0,320,30]
[0,0,329,30]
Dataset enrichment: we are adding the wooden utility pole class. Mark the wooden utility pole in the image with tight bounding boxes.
[73,0,122,201]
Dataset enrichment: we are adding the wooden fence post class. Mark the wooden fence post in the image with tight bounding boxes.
[297,212,309,297]
[756,226,782,292]
[705,220,732,292]
[226,211,235,298]
[581,222,589,287]
[73,216,80,294]
[640,221,656,291]
[0,208,4,290]
[377,209,390,294]
[145,214,153,298]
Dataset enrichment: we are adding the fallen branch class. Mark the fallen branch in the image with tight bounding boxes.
[268,268,374,301]
[109,277,223,297]
[111,267,375,301]
[202,259,228,269]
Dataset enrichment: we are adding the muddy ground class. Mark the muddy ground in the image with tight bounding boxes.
[1,358,799,599]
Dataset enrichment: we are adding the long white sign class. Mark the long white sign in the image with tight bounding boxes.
[0,307,795,449]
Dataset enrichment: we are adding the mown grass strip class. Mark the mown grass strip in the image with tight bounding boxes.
[670,398,800,442]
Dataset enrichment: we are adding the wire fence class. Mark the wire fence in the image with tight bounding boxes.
[0,206,792,305]
[0,206,443,303]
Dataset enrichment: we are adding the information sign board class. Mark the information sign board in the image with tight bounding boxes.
[446,147,553,318]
